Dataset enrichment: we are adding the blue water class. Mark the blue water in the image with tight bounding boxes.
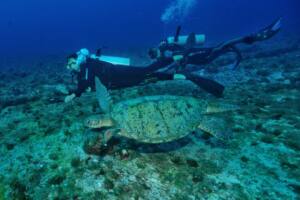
[1,1,300,199]
[0,0,299,57]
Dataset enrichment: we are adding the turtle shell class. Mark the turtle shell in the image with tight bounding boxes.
[111,95,209,143]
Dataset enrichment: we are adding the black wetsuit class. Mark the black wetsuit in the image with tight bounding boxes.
[72,57,225,97]
[72,58,173,97]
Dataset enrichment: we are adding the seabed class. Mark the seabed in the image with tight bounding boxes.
[0,37,299,199]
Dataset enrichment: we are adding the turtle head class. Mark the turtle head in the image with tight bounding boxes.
[84,115,115,129]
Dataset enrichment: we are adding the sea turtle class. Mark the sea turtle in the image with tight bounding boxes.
[84,77,238,145]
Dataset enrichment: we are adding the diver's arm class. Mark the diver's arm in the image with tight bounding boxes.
[74,81,88,97]
[64,79,87,102]
[65,65,91,103]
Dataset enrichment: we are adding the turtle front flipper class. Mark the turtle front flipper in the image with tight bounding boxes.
[84,115,115,129]
[95,76,112,113]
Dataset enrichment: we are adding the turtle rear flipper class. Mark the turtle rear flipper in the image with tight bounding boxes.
[198,117,232,141]
[205,102,239,114]
[95,76,112,113]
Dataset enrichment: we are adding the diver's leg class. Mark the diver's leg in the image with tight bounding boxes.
[145,58,174,73]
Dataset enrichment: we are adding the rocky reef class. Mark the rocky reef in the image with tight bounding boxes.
[0,37,299,199]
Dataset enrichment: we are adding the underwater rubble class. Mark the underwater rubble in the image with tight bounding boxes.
[0,40,299,199]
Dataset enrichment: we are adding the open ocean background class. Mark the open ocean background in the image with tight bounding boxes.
[0,0,299,58]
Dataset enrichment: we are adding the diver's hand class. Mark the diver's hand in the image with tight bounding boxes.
[64,93,76,103]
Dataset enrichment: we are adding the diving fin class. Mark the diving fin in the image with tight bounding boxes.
[256,17,282,41]
[184,73,225,97]
[95,77,112,113]
[244,17,282,44]
[270,17,282,32]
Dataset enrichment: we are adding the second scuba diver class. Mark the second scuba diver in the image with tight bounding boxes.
[149,18,282,71]
[64,18,281,102]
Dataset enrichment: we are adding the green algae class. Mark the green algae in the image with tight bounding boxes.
[9,178,28,200]
[0,184,5,200]
[104,178,114,190]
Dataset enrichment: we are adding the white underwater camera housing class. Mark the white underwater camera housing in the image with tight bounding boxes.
[96,55,131,66]
[76,48,131,66]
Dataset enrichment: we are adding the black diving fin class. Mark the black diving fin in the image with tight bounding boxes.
[257,17,282,40]
[151,71,225,97]
[183,73,225,97]
[244,17,282,44]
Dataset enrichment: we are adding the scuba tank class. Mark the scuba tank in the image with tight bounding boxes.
[167,26,206,46]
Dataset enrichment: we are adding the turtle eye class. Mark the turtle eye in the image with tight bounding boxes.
[90,120,97,127]
[84,119,93,127]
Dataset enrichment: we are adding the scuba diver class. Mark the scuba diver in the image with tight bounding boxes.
[64,18,281,102]
[65,48,223,102]
[148,18,282,72]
